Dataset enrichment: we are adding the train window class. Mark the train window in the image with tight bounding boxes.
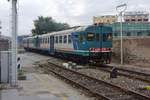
[68,35,72,43]
[96,33,100,41]
[43,38,45,43]
[63,35,67,43]
[103,33,112,41]
[41,39,43,43]
[45,38,47,44]
[40,39,42,43]
[107,33,112,41]
[73,35,78,39]
[87,33,94,41]
[44,38,46,44]
[47,38,49,43]
[55,36,58,43]
[59,36,62,43]
[42,38,44,43]
[103,34,107,41]
[80,34,83,42]
[48,37,50,43]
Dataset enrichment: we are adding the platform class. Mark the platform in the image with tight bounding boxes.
[0,52,91,100]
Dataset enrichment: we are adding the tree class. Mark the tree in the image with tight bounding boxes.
[32,16,70,35]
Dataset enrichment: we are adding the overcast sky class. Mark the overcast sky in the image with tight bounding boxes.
[0,0,150,36]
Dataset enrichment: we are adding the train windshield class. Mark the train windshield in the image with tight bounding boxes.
[87,33,94,41]
[103,33,112,41]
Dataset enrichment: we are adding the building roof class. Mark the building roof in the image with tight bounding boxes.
[0,35,11,41]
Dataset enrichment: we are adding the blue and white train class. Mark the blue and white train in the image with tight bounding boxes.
[23,25,113,64]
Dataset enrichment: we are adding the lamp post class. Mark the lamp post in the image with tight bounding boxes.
[116,3,127,65]
[8,0,18,86]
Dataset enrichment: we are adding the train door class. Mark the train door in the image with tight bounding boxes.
[71,32,79,50]
[50,36,54,54]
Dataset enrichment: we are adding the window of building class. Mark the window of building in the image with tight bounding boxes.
[138,19,142,21]
[59,36,62,43]
[131,19,135,21]
[63,35,67,43]
[125,19,130,22]
[137,32,142,36]
[68,35,72,43]
[114,33,118,36]
[144,19,148,21]
[87,33,94,41]
[127,32,131,36]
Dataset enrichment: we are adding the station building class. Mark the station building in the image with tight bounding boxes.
[0,36,10,51]
[94,11,150,37]
[105,22,150,37]
[124,11,149,23]
[93,15,118,24]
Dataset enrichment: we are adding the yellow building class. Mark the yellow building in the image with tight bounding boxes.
[93,15,118,24]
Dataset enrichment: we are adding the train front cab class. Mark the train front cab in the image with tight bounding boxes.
[88,26,112,64]
[72,25,112,64]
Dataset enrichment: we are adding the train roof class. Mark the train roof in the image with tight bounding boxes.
[38,26,88,37]
[24,25,110,39]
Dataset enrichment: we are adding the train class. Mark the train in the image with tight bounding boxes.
[23,25,113,64]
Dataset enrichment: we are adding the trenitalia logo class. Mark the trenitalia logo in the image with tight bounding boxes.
[90,48,111,51]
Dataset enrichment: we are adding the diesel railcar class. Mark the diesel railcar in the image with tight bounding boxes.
[23,25,113,64]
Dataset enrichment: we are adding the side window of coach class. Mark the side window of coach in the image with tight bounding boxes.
[87,33,94,41]
[59,36,62,43]
[55,36,58,43]
[63,35,67,43]
[68,35,72,43]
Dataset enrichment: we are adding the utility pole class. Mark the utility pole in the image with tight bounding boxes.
[116,3,127,65]
[8,0,18,86]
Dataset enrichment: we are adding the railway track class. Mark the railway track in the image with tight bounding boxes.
[39,62,150,100]
[31,51,150,83]
[96,65,150,83]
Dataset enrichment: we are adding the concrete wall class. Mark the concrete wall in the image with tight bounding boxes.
[112,37,150,66]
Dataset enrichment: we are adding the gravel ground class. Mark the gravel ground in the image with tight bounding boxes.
[109,63,150,75]
[77,68,150,97]
[45,57,150,97]
[23,52,150,98]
